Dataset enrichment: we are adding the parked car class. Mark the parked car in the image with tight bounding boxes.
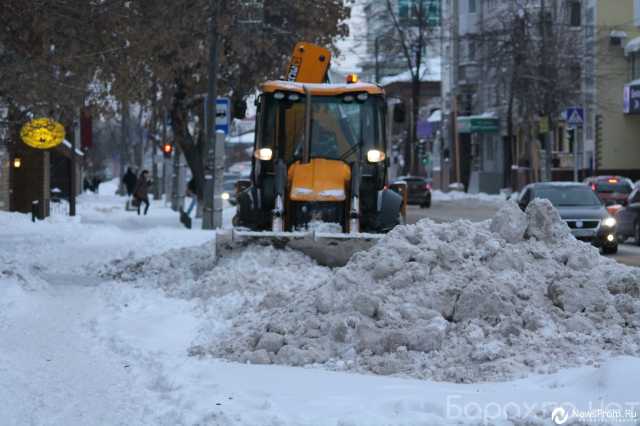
[518,182,618,254]
[614,185,640,245]
[393,176,432,208]
[584,175,633,206]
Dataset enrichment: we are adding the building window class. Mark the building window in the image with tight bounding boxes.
[468,39,476,61]
[468,0,476,14]
[635,0,640,27]
[568,1,581,27]
[398,0,441,25]
[633,54,640,80]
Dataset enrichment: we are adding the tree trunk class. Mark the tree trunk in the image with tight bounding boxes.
[169,80,205,204]
[504,88,514,189]
[119,99,129,194]
[410,76,421,175]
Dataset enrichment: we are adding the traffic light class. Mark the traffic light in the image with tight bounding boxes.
[162,143,173,158]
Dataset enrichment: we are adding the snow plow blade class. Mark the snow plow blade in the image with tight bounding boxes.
[214,229,384,267]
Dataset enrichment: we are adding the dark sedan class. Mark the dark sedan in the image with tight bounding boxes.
[393,176,432,208]
[615,185,640,245]
[518,182,618,254]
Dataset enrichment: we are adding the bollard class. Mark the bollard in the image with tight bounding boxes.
[31,200,39,222]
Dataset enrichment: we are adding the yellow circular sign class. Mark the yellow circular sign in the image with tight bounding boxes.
[20,118,65,149]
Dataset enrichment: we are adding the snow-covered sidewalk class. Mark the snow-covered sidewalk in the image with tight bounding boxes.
[1,187,639,425]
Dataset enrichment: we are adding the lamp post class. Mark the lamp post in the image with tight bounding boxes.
[203,0,221,230]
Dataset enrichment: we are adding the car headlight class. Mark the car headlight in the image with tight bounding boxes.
[367,149,386,163]
[221,192,230,201]
[602,217,616,228]
[255,147,273,161]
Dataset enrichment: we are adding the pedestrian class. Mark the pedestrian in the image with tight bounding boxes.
[133,170,151,215]
[91,176,101,193]
[184,176,199,216]
[122,167,137,197]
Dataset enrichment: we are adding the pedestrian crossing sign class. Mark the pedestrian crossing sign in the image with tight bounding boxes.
[565,107,584,128]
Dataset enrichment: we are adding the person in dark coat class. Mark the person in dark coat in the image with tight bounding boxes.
[122,167,137,196]
[133,170,151,215]
[185,177,199,215]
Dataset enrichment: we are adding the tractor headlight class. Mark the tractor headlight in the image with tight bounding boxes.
[367,149,386,163]
[602,217,616,228]
[255,147,273,161]
[221,192,230,201]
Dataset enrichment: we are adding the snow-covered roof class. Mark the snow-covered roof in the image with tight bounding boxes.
[227,132,254,145]
[427,109,442,123]
[379,58,441,87]
[610,30,627,39]
[625,36,640,56]
[62,139,84,156]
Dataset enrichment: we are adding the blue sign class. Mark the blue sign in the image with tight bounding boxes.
[215,97,230,135]
[565,107,584,128]
[205,96,230,135]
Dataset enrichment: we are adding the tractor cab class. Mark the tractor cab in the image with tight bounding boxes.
[242,80,393,233]
[222,42,404,267]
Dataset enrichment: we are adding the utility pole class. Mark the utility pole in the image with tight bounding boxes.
[203,0,220,229]
[375,36,381,84]
[69,122,77,216]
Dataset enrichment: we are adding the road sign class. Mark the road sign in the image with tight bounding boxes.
[565,107,584,128]
[205,96,231,135]
[215,97,230,135]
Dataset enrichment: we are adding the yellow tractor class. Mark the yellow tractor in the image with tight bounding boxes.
[216,42,405,266]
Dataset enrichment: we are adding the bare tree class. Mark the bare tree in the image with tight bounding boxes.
[383,0,439,175]
[470,0,582,186]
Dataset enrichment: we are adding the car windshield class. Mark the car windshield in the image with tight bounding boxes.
[535,186,602,207]
[595,182,632,193]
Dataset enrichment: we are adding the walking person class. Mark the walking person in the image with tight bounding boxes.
[184,177,199,215]
[133,170,151,215]
[122,167,137,196]
[179,176,199,229]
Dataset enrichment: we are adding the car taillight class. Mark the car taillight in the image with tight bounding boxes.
[591,184,597,191]
[425,183,432,190]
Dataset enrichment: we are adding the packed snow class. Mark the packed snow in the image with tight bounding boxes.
[3,186,640,425]
[105,199,640,386]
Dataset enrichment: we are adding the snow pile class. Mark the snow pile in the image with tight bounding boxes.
[432,189,506,204]
[103,199,640,383]
[205,200,640,382]
[101,243,331,328]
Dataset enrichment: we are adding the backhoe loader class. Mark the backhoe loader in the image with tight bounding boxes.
[215,42,405,266]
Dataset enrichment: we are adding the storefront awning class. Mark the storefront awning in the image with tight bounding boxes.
[625,36,640,56]
[457,115,499,134]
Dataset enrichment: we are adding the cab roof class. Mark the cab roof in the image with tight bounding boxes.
[261,80,384,96]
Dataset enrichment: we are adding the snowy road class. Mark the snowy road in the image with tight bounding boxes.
[1,184,639,425]
[407,200,640,267]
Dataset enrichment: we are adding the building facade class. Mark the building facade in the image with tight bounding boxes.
[442,0,640,193]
